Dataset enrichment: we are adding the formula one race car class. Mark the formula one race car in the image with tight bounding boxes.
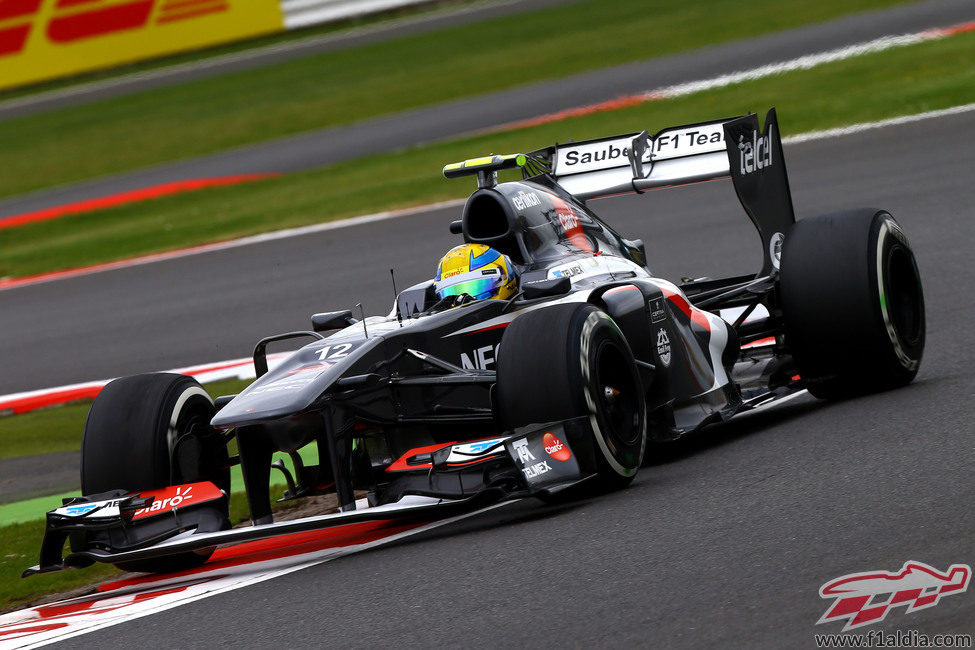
[25,108,925,576]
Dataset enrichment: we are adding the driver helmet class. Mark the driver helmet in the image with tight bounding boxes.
[434,243,518,301]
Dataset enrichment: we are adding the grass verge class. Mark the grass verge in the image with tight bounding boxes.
[0,0,481,103]
[1,27,972,278]
[0,487,295,614]
[0,0,909,199]
[0,519,121,614]
[0,378,252,460]
[0,377,331,613]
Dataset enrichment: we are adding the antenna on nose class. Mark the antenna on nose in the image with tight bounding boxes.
[391,268,402,327]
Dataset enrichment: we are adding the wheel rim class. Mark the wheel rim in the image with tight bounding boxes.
[593,340,641,449]
[884,244,923,347]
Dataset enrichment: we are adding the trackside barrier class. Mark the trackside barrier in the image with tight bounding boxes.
[281,0,443,29]
[0,0,441,92]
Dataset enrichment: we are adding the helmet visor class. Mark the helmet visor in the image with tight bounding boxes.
[436,268,503,300]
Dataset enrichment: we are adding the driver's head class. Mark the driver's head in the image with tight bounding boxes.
[434,243,518,301]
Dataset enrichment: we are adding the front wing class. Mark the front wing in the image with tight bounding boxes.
[25,418,596,576]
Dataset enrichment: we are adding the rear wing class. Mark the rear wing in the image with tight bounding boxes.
[544,119,729,199]
[535,108,796,275]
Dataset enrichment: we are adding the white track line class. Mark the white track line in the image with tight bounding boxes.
[651,32,934,100]
[0,199,465,290]
[496,20,975,132]
[4,19,975,292]
[0,500,517,649]
[4,96,973,294]
[782,102,975,144]
[3,101,974,412]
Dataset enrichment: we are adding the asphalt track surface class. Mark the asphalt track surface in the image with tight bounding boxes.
[19,108,975,646]
[2,0,974,219]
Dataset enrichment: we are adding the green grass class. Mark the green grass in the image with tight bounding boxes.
[1,27,972,278]
[0,406,88,460]
[0,0,909,199]
[0,485,292,614]
[0,378,252,460]
[0,377,321,613]
[0,519,121,614]
[0,0,481,103]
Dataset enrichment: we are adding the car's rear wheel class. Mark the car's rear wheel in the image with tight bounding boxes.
[779,209,925,399]
[496,303,646,491]
[81,373,230,573]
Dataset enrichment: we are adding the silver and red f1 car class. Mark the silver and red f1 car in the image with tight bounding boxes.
[25,108,925,576]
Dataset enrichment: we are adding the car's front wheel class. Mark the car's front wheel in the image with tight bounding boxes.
[81,373,230,572]
[496,303,647,491]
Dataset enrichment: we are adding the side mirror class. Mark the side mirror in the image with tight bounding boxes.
[214,395,236,412]
[522,276,571,299]
[311,310,357,332]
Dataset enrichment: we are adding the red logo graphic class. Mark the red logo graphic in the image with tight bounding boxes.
[131,481,223,520]
[550,196,594,253]
[286,363,331,375]
[0,0,228,57]
[818,561,971,631]
[542,432,571,462]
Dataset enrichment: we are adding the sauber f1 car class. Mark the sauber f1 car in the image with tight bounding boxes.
[25,108,925,576]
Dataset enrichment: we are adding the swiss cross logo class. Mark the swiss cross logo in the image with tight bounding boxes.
[0,0,228,57]
[817,561,971,631]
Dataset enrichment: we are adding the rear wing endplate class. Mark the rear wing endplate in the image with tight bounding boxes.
[539,108,796,275]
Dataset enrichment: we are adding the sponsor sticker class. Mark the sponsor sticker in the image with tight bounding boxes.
[556,136,635,175]
[521,460,552,478]
[652,123,726,161]
[508,427,582,486]
[550,263,585,279]
[649,297,667,323]
[512,190,541,211]
[287,363,332,376]
[656,329,672,367]
[542,432,572,461]
[512,438,536,465]
[131,482,224,520]
[736,124,773,175]
[460,344,499,370]
[463,438,506,454]
[443,437,509,463]
[246,373,321,394]
[53,499,125,519]
[510,437,552,478]
[555,123,726,177]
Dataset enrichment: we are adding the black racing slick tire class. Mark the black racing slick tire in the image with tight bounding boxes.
[81,373,230,573]
[496,303,647,491]
[779,209,925,399]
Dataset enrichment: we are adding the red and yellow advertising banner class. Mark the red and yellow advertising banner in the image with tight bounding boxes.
[0,0,284,90]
